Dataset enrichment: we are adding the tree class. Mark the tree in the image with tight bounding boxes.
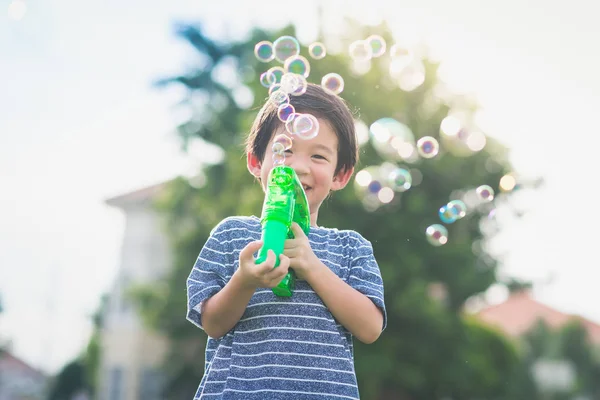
[134,17,529,399]
[45,295,107,400]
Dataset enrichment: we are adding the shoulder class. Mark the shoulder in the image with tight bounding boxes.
[209,215,261,237]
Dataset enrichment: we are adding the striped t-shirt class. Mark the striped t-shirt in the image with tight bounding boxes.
[186,215,386,400]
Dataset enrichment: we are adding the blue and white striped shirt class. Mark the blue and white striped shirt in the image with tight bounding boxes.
[186,216,386,399]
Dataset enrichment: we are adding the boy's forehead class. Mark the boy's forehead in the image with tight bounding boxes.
[270,119,339,149]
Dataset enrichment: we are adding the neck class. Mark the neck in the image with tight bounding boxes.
[310,210,319,227]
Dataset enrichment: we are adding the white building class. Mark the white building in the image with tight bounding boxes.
[98,182,171,400]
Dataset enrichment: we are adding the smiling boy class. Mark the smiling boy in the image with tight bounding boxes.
[186,83,386,399]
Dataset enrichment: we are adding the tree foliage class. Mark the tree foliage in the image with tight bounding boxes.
[133,18,533,399]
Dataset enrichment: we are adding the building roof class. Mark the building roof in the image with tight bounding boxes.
[104,180,170,208]
[476,291,600,345]
[0,350,46,379]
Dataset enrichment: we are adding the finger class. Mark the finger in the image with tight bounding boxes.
[256,249,277,274]
[282,247,297,258]
[283,239,298,250]
[290,222,306,239]
[240,240,263,261]
[264,265,289,285]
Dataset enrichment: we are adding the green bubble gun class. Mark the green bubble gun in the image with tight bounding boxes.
[255,165,311,297]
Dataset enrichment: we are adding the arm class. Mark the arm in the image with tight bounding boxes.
[306,262,384,344]
[200,269,257,339]
[200,241,291,339]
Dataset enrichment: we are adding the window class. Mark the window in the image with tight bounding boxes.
[108,367,124,400]
[138,368,164,400]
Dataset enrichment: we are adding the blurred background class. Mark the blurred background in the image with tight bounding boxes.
[1,0,599,399]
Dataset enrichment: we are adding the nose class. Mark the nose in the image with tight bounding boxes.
[286,154,310,176]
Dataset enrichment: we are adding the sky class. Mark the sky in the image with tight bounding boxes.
[1,0,599,374]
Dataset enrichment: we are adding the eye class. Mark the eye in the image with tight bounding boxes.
[284,149,293,154]
[313,154,327,160]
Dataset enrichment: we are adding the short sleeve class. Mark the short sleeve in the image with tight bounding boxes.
[347,232,387,331]
[186,218,236,330]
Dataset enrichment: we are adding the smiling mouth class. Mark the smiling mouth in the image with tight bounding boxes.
[302,184,312,192]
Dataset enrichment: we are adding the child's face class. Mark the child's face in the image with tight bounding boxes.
[247,119,353,223]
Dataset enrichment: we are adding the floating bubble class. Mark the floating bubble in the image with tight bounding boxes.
[416,136,439,158]
[277,103,295,123]
[259,72,273,88]
[499,174,517,192]
[285,113,299,135]
[273,36,301,63]
[349,40,372,62]
[447,200,467,219]
[254,41,274,62]
[293,113,319,140]
[308,42,327,59]
[378,187,395,203]
[290,74,308,96]
[273,133,293,151]
[280,73,301,94]
[284,55,311,78]
[389,43,413,65]
[321,73,345,95]
[269,89,289,107]
[367,35,386,58]
[396,61,426,92]
[476,185,495,202]
[273,152,286,165]
[354,165,390,211]
[369,118,415,161]
[272,141,286,154]
[367,179,383,194]
[268,83,282,96]
[387,168,412,192]
[438,204,458,224]
[426,224,448,246]
[266,66,285,85]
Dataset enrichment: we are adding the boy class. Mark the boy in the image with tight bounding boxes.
[186,83,386,399]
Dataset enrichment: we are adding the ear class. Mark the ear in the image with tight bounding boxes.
[247,152,262,177]
[331,166,354,191]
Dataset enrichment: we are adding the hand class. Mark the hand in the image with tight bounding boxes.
[235,240,291,289]
[283,222,320,281]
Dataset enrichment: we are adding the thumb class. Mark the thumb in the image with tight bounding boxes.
[290,222,306,238]
[240,240,263,260]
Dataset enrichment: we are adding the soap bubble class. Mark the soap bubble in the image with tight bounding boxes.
[269,89,289,107]
[349,40,372,62]
[389,43,413,65]
[273,36,300,63]
[308,42,327,59]
[321,73,345,95]
[416,136,440,158]
[476,185,495,202]
[293,113,319,140]
[259,72,273,88]
[268,83,282,96]
[254,41,274,62]
[367,35,386,57]
[285,113,299,135]
[272,152,286,165]
[386,168,412,192]
[369,118,415,161]
[447,200,467,219]
[273,133,293,151]
[266,66,285,85]
[426,224,448,246]
[277,103,295,123]
[284,55,311,78]
[438,204,458,224]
